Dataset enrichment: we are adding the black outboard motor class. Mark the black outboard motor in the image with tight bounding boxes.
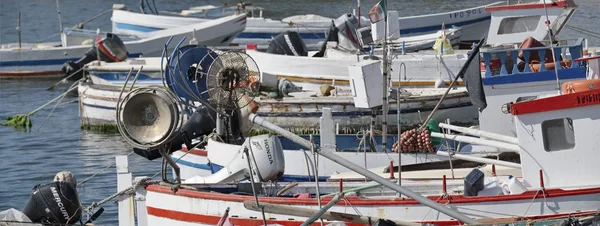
[61,33,128,81]
[266,31,308,56]
[313,20,339,57]
[133,105,217,160]
[22,181,82,224]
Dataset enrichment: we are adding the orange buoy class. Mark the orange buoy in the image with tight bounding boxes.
[562,79,600,94]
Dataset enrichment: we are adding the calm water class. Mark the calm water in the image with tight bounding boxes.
[0,0,598,225]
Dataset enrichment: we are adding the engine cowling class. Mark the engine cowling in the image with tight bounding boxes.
[22,181,82,224]
[61,33,128,81]
[185,134,285,183]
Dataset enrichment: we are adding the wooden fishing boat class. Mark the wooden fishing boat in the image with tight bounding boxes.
[0,13,245,79]
[134,53,600,226]
[247,0,577,89]
[110,2,502,48]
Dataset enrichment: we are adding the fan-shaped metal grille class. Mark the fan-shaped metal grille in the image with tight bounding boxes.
[203,52,260,110]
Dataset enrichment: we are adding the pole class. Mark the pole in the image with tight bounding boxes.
[542,0,562,95]
[56,0,64,34]
[382,0,389,152]
[419,37,485,131]
[357,0,361,28]
[96,29,101,66]
[17,12,22,49]
[250,114,479,225]
[438,123,519,144]
[301,193,344,226]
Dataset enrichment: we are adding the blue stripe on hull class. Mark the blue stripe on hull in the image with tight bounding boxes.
[1,54,141,67]
[82,103,115,110]
[171,157,212,170]
[256,102,473,118]
[400,16,490,35]
[114,23,162,32]
[482,68,587,86]
[115,22,327,40]
[235,32,326,40]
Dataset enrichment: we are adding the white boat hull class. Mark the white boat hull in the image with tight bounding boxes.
[248,49,470,90]
[142,184,600,225]
[0,14,246,78]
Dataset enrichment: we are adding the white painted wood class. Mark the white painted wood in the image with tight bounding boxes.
[133,177,148,226]
[319,108,336,152]
[116,156,134,226]
[438,123,519,144]
[431,132,520,152]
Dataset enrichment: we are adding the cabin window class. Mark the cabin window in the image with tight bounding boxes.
[541,118,575,152]
[497,16,541,35]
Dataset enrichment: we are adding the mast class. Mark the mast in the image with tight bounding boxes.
[381,0,388,151]
[542,0,562,95]
[357,0,361,28]
[55,0,64,34]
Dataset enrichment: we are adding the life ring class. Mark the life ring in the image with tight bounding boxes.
[562,79,600,94]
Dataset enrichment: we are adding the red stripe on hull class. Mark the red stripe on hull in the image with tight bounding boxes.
[146,184,600,206]
[146,206,599,226]
[510,89,600,115]
[486,0,570,12]
[147,206,364,226]
[0,71,62,78]
[181,146,208,157]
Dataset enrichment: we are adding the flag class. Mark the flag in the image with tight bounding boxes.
[460,38,487,112]
[368,0,386,23]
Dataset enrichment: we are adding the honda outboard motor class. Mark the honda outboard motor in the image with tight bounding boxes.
[22,181,82,224]
[266,31,308,56]
[185,134,285,184]
[61,33,128,81]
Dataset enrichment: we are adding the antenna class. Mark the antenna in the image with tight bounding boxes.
[542,0,562,94]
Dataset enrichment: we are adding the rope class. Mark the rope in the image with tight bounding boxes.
[283,21,326,40]
[30,84,78,116]
[72,9,113,29]
[78,151,135,186]
[566,25,600,40]
[47,67,84,91]
[82,144,198,213]
[421,194,450,222]
[36,82,79,131]
[522,189,541,218]
[35,32,61,43]
[84,178,157,212]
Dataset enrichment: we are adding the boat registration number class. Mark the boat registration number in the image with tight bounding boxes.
[576,93,600,106]
[449,8,483,18]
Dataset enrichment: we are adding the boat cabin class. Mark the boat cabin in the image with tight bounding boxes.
[509,87,600,189]
[477,38,587,139]
[484,0,577,46]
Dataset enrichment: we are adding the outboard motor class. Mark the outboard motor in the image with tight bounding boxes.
[313,20,340,57]
[266,31,308,56]
[185,134,285,183]
[61,33,128,81]
[22,181,82,224]
[333,13,361,51]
